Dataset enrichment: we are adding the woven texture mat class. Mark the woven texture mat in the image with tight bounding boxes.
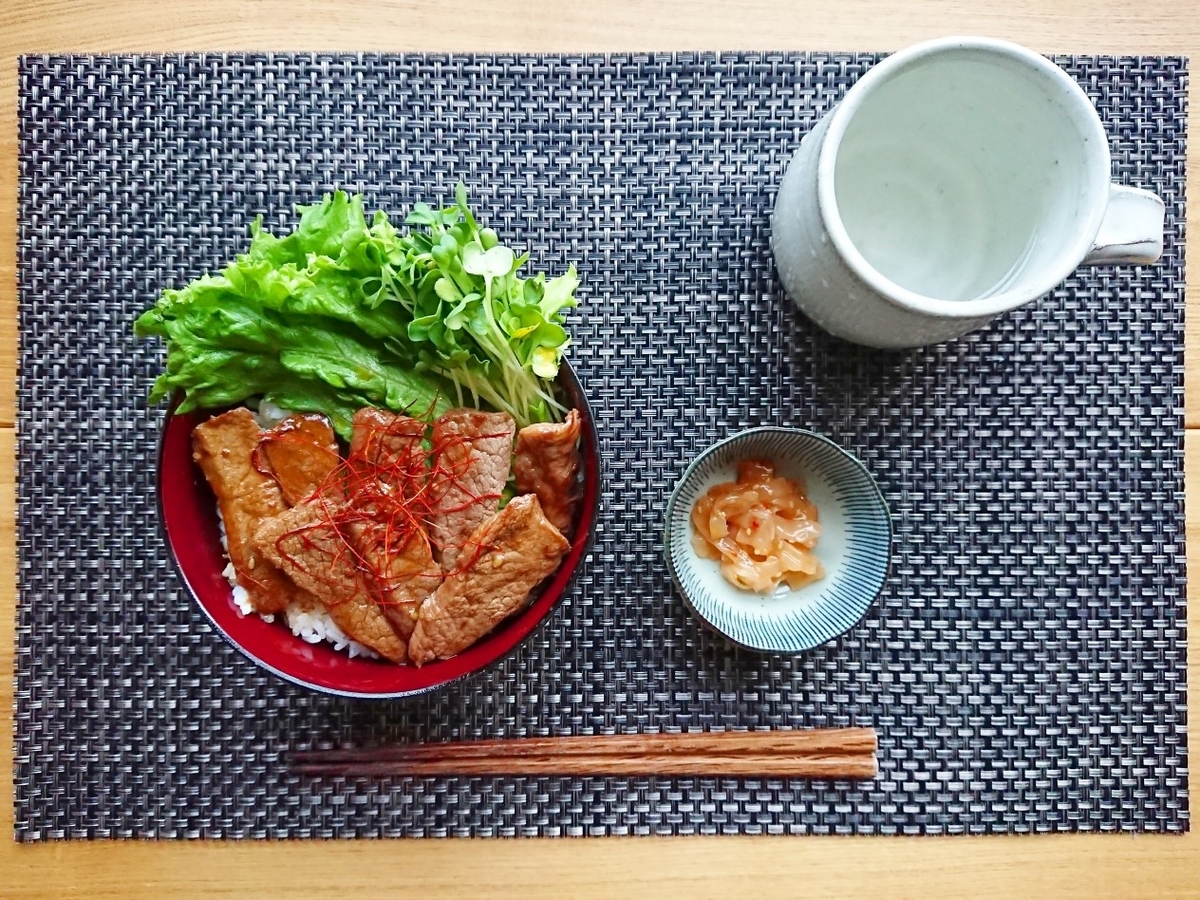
[15,53,1188,838]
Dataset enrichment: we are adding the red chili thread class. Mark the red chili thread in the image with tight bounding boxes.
[268,413,499,606]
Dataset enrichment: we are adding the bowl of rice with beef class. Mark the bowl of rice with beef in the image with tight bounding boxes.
[157,362,599,699]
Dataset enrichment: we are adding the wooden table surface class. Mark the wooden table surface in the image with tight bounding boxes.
[2,2,1198,897]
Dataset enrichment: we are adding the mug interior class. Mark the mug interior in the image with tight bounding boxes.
[823,40,1110,312]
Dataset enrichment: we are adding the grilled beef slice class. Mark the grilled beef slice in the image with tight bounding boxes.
[344,409,441,640]
[192,408,294,615]
[258,413,342,506]
[347,519,440,642]
[512,408,582,536]
[346,408,427,499]
[408,494,569,666]
[427,409,515,572]
[253,501,407,663]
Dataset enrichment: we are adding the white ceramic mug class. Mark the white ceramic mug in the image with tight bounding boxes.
[771,36,1165,349]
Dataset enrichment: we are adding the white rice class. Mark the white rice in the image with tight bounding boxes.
[282,598,379,659]
[216,508,273,623]
[253,398,290,428]
[213,429,379,659]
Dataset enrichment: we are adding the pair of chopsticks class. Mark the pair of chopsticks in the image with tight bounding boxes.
[291,728,878,779]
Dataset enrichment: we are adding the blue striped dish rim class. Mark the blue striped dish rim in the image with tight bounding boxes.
[663,427,892,653]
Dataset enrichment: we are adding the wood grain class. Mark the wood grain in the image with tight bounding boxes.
[294,727,880,761]
[1,1,1198,897]
[3,834,1200,900]
[0,54,16,428]
[0,0,1195,55]
[290,728,881,778]
[295,754,883,778]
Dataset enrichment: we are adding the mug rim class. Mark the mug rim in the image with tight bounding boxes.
[816,35,1112,320]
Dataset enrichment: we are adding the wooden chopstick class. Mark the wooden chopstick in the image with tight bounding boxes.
[291,728,878,779]
[291,754,878,779]
[296,728,877,762]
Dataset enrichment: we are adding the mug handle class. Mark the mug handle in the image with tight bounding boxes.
[1081,185,1165,266]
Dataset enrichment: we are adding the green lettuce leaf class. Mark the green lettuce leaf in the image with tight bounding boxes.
[134,187,579,435]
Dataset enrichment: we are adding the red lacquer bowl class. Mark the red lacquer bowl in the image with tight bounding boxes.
[158,363,601,699]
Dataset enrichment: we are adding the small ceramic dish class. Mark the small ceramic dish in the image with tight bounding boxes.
[664,427,891,653]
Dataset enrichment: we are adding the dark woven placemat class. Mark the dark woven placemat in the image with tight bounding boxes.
[14,52,1188,839]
